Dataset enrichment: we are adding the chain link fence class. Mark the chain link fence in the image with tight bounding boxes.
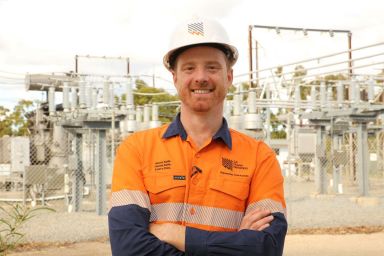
[0,127,118,215]
[281,129,384,195]
[1,124,383,213]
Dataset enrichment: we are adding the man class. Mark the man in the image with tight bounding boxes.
[108,18,287,255]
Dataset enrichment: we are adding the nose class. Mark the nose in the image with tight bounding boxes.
[194,67,208,85]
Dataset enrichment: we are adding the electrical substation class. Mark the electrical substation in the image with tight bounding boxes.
[0,27,384,217]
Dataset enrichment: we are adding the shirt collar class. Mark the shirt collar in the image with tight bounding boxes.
[162,113,232,150]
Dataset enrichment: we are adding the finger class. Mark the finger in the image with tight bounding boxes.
[243,209,271,223]
[240,214,273,230]
[256,223,270,231]
[248,215,274,231]
[251,215,274,228]
[245,209,271,218]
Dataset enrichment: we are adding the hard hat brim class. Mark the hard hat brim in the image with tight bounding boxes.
[163,42,238,71]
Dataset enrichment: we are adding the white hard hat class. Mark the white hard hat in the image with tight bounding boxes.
[163,18,239,71]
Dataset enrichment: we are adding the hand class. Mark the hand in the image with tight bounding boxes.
[149,223,186,252]
[239,208,274,231]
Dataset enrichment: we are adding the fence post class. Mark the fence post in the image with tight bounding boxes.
[332,135,342,194]
[356,123,369,196]
[95,129,107,215]
[73,133,84,212]
[315,125,327,194]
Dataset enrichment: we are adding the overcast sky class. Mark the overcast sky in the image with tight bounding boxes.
[1,0,383,108]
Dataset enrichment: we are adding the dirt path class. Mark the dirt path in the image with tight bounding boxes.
[9,240,111,256]
[284,232,384,256]
[8,232,384,256]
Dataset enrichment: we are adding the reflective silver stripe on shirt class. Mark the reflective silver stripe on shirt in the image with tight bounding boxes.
[110,189,151,210]
[110,191,285,228]
[150,203,243,230]
[245,199,287,218]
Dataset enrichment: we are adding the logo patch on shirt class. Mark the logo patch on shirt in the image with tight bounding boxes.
[222,157,233,170]
[221,157,249,177]
[155,160,172,171]
[222,157,247,170]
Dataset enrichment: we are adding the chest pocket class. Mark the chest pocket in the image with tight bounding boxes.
[144,173,186,204]
[208,179,250,210]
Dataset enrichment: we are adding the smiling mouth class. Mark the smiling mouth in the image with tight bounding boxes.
[192,89,213,94]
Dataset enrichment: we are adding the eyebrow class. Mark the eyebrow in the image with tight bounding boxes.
[205,61,223,66]
[179,60,223,67]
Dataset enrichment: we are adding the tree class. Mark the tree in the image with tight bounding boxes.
[376,69,384,84]
[275,66,283,78]
[375,69,384,102]
[226,82,249,101]
[324,73,347,83]
[293,65,307,80]
[323,73,348,99]
[0,100,33,137]
[293,65,310,100]
[120,79,179,123]
[0,106,12,137]
[226,85,236,100]
[270,110,287,139]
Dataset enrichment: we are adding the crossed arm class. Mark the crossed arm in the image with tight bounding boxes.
[109,204,287,255]
[149,208,275,252]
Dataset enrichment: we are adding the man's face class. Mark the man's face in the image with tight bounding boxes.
[172,46,233,113]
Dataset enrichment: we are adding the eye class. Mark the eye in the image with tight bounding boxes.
[182,65,195,72]
[207,65,220,72]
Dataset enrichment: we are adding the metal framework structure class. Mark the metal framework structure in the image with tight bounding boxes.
[0,40,383,215]
[248,24,353,87]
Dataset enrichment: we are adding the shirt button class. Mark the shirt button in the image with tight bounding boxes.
[195,153,201,158]
[192,177,199,185]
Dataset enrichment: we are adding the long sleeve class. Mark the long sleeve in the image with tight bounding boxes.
[108,135,184,256]
[108,205,184,256]
[185,212,287,255]
[185,141,287,255]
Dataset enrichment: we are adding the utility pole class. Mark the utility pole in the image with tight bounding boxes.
[255,40,259,87]
[248,25,254,88]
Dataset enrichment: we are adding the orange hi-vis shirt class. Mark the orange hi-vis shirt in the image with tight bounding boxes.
[110,116,286,232]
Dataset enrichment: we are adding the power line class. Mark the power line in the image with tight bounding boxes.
[0,77,25,83]
[0,70,26,76]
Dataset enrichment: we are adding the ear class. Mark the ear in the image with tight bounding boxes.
[172,70,177,84]
[226,68,233,88]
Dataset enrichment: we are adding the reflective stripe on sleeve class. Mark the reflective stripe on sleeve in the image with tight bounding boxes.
[245,199,287,218]
[110,193,285,228]
[110,189,151,210]
[150,203,243,230]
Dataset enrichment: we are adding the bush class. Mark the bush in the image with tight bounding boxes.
[0,203,54,254]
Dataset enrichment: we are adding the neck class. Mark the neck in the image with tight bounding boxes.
[180,106,223,148]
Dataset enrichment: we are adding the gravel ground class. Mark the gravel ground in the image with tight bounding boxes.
[284,178,384,229]
[9,233,384,256]
[20,212,108,243]
[12,179,384,244]
[286,194,384,229]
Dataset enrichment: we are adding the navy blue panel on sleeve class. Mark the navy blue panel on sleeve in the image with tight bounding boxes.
[186,212,287,256]
[108,204,185,256]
